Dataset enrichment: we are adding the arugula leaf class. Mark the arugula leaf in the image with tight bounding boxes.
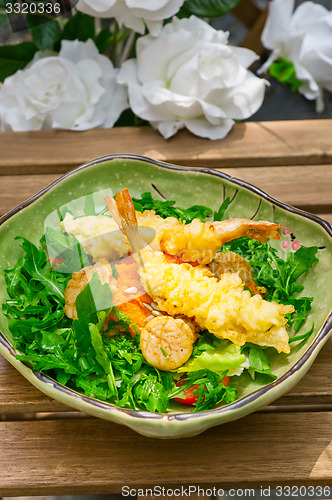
[89,320,118,397]
[132,192,212,223]
[222,237,319,331]
[15,237,67,302]
[284,247,318,293]
[73,273,113,351]
[213,197,230,222]
[170,369,237,412]
[76,273,113,323]
[131,372,170,413]
[289,323,314,343]
[42,227,90,274]
[3,237,71,347]
[111,306,140,335]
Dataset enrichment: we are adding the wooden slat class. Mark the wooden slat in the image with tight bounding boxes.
[138,495,205,500]
[0,173,59,216]
[241,10,268,55]
[0,120,331,175]
[1,164,332,217]
[232,0,261,28]
[321,214,332,226]
[1,412,332,495]
[0,356,70,413]
[219,164,332,213]
[0,338,331,414]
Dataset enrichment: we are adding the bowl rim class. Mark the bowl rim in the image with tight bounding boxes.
[1,153,331,423]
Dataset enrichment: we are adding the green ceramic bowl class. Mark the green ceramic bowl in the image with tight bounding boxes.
[0,155,331,438]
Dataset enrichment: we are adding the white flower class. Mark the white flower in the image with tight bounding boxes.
[0,39,128,132]
[117,16,267,140]
[259,0,332,112]
[76,0,186,36]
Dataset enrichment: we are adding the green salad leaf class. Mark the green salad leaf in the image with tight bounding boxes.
[170,369,237,412]
[213,197,230,222]
[132,192,212,222]
[222,237,318,332]
[42,227,90,274]
[241,344,277,381]
[2,190,320,413]
[178,333,247,376]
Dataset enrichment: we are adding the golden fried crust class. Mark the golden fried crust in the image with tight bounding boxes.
[208,251,254,286]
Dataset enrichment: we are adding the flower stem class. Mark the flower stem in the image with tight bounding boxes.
[94,17,101,36]
[110,19,119,65]
[119,30,135,65]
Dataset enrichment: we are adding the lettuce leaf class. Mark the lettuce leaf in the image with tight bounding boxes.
[177,334,248,376]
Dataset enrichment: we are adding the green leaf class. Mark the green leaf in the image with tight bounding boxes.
[179,335,246,376]
[0,13,8,31]
[221,237,319,332]
[289,323,314,343]
[285,247,319,288]
[182,0,243,17]
[26,15,61,51]
[0,42,38,81]
[170,369,237,412]
[213,197,230,222]
[132,373,170,413]
[43,227,90,275]
[111,306,140,335]
[94,27,112,54]
[62,11,94,42]
[269,58,303,93]
[245,345,277,380]
[89,322,118,397]
[75,272,114,325]
[132,192,212,223]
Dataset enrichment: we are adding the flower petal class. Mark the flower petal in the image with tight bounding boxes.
[261,0,294,49]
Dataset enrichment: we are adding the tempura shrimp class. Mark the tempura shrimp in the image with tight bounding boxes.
[64,259,117,320]
[208,251,266,296]
[62,195,281,265]
[208,251,253,285]
[105,189,294,354]
[141,212,281,264]
[140,316,196,371]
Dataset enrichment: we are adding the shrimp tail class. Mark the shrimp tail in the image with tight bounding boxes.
[105,188,137,234]
[105,189,144,254]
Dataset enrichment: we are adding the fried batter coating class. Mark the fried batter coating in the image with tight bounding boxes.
[208,251,253,286]
[62,206,281,265]
[105,189,294,354]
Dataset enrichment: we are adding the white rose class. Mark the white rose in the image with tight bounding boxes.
[117,16,267,140]
[76,0,185,36]
[259,0,332,112]
[0,39,128,132]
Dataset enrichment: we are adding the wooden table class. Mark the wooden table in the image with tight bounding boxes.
[0,119,332,496]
